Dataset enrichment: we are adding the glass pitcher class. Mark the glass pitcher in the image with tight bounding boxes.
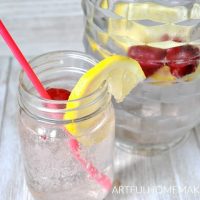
[82,0,200,154]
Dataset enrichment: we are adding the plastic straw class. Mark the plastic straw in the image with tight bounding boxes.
[0,20,112,190]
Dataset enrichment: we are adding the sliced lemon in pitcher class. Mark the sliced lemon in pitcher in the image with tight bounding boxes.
[64,55,145,145]
[150,65,176,84]
[100,0,109,9]
[113,2,188,23]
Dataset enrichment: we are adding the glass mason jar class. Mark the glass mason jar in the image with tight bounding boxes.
[18,51,115,200]
[82,0,200,154]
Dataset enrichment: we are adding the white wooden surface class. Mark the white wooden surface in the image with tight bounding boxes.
[0,0,84,56]
[1,1,200,200]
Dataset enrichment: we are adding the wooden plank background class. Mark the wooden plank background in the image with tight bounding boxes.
[0,0,84,56]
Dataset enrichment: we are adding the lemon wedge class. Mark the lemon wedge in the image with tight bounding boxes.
[64,55,145,145]
[150,66,176,84]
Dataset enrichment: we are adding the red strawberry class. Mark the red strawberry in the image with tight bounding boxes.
[166,45,200,78]
[46,88,71,111]
[128,45,166,77]
[47,88,71,100]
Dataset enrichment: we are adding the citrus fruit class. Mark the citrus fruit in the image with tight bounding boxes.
[64,55,145,145]
[150,66,176,83]
[113,2,188,23]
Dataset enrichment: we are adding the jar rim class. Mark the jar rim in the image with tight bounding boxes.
[19,50,108,104]
[18,50,111,122]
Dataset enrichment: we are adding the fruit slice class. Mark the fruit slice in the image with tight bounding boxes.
[47,88,71,100]
[64,55,145,145]
[166,45,200,78]
[67,55,145,102]
[86,35,111,58]
[110,35,144,52]
[150,65,176,83]
[108,19,147,43]
[100,0,109,9]
[128,45,166,77]
[46,88,71,110]
[113,2,188,23]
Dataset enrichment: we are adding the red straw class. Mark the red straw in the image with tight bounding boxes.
[0,20,112,190]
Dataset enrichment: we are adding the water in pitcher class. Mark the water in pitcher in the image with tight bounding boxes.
[82,0,200,154]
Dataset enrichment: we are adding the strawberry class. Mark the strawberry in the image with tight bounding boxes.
[128,45,166,77]
[166,45,200,78]
[47,88,71,101]
[46,88,71,110]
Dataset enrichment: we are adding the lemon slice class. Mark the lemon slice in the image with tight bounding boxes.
[86,35,111,58]
[64,55,145,145]
[100,0,109,9]
[113,2,188,23]
[110,35,144,52]
[150,65,176,84]
[108,19,147,43]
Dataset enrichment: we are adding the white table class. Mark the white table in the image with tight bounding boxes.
[1,59,200,200]
[1,1,200,199]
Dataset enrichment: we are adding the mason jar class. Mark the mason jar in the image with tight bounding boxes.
[18,51,115,200]
[82,0,200,154]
